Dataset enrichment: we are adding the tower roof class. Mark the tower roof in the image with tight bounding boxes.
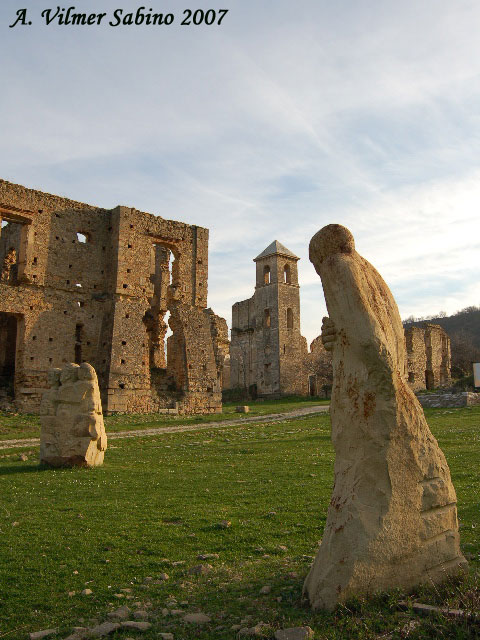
[254,240,299,262]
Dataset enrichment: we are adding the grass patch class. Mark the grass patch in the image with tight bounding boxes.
[0,396,328,441]
[0,408,478,639]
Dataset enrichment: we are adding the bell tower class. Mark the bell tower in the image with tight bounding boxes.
[253,240,307,396]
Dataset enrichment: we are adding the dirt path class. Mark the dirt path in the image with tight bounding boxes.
[0,405,329,450]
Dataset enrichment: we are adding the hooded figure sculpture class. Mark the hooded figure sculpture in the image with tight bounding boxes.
[303,224,467,610]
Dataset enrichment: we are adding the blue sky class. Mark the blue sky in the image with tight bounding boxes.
[1,1,480,345]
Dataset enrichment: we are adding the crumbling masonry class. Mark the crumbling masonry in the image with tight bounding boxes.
[0,179,227,414]
[405,323,451,391]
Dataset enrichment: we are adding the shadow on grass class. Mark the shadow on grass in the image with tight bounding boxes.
[0,463,99,476]
[0,464,53,475]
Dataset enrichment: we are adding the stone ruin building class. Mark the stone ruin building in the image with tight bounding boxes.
[306,323,452,397]
[304,335,333,398]
[228,240,452,399]
[405,323,451,391]
[0,179,228,414]
[230,241,308,397]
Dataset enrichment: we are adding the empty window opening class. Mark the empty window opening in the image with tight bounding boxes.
[0,230,21,286]
[284,264,291,283]
[121,359,126,364]
[309,375,317,397]
[425,370,434,390]
[123,284,128,289]
[263,265,271,284]
[408,372,415,383]
[286,308,293,329]
[122,340,127,345]
[76,301,84,307]
[76,232,88,243]
[75,324,83,364]
[119,383,125,389]
[0,313,18,399]
[144,243,175,372]
[264,308,271,328]
[32,335,36,341]
[33,257,38,264]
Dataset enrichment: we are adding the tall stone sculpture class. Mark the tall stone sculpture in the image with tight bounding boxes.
[303,224,467,610]
[40,362,107,467]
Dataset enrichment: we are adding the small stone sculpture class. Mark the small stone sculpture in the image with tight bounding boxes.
[303,224,467,610]
[40,362,107,467]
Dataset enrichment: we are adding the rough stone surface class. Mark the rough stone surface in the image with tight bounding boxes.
[303,224,467,610]
[236,405,249,413]
[237,623,269,637]
[29,630,57,640]
[187,564,213,575]
[274,627,314,640]
[230,241,308,397]
[405,324,451,391]
[417,392,480,408]
[183,612,211,624]
[0,179,226,415]
[120,621,151,631]
[40,362,106,467]
[107,606,131,620]
[89,622,121,637]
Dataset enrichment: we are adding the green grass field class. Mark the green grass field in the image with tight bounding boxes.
[0,406,478,639]
[0,396,328,441]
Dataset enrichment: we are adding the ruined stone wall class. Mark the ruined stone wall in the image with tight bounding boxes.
[0,179,224,414]
[277,283,308,396]
[304,336,333,397]
[405,326,427,391]
[205,308,230,389]
[230,296,256,390]
[305,324,452,396]
[417,391,480,408]
[424,323,451,388]
[405,323,451,391]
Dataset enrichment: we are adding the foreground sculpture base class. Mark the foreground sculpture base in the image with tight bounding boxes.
[303,224,467,610]
[41,446,105,469]
[40,363,107,469]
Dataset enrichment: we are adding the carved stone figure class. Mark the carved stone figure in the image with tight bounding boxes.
[39,367,62,462]
[303,224,467,610]
[40,362,107,467]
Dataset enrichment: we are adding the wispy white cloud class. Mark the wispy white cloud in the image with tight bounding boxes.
[1,0,480,346]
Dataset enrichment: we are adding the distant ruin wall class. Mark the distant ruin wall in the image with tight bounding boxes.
[417,392,480,408]
[0,179,225,414]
